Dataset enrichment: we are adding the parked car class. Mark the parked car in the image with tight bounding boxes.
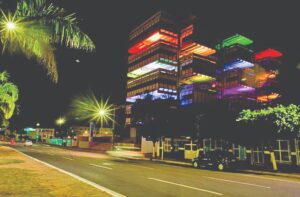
[24,140,33,147]
[192,150,237,171]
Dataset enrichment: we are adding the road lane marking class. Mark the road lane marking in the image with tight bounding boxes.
[128,164,154,170]
[238,174,300,185]
[148,177,223,196]
[62,157,74,161]
[10,147,126,197]
[203,176,271,189]
[90,163,112,170]
[102,162,114,166]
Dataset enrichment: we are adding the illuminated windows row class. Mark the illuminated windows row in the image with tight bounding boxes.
[127,83,177,97]
[129,14,161,41]
[128,43,177,64]
[128,29,178,55]
[128,54,177,73]
[127,69,176,89]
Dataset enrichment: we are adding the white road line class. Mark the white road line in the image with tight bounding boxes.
[9,147,126,197]
[129,164,154,170]
[238,174,300,185]
[62,157,74,161]
[148,177,223,196]
[203,176,271,189]
[90,163,112,170]
[102,162,114,166]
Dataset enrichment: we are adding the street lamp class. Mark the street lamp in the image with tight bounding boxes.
[56,117,66,127]
[6,21,16,30]
[36,123,40,127]
[70,93,116,149]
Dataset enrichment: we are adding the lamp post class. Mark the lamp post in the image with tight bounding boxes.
[55,117,66,136]
[97,105,116,150]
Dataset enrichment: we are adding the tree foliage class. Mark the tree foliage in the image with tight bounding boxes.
[0,71,19,127]
[131,96,178,143]
[237,104,300,135]
[0,0,95,82]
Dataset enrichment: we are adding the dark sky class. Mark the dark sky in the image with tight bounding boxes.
[0,0,299,129]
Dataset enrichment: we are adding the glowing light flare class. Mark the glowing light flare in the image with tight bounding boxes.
[223,59,254,71]
[180,43,216,57]
[128,60,177,78]
[0,12,21,37]
[257,93,279,102]
[254,48,282,61]
[55,117,66,126]
[70,92,115,126]
[6,21,16,30]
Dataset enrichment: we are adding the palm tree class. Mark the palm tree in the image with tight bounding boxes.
[0,0,95,82]
[0,71,19,127]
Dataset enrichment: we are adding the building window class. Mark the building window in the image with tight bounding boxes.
[274,140,291,163]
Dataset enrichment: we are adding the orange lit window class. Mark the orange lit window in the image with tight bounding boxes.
[180,43,216,57]
[257,93,279,102]
[128,29,178,55]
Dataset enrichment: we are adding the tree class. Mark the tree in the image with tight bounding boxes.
[236,104,300,170]
[0,0,95,82]
[131,95,178,157]
[237,104,300,136]
[0,71,19,127]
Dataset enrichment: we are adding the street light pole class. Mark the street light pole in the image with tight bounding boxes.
[112,106,116,150]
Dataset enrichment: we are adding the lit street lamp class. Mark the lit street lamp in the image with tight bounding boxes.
[70,93,116,149]
[56,117,66,127]
[55,117,66,137]
[6,21,16,30]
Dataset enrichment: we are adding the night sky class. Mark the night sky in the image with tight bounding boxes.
[0,0,299,129]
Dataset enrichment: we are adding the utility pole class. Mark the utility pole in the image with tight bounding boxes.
[112,106,116,150]
[161,136,164,160]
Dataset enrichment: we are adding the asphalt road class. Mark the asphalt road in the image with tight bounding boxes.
[13,144,300,197]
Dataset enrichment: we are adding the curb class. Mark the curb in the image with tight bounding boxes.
[6,146,126,197]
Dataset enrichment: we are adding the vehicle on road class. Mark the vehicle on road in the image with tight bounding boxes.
[192,150,236,171]
[24,140,33,147]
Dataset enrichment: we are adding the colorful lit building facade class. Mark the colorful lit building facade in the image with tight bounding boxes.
[179,19,217,106]
[126,11,282,125]
[125,11,179,125]
[216,34,282,109]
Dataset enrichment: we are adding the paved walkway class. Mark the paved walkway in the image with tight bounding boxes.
[0,145,111,197]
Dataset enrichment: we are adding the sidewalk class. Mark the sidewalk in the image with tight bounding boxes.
[0,145,111,197]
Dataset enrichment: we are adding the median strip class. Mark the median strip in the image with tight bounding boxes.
[148,177,223,196]
[90,163,113,170]
[203,176,271,189]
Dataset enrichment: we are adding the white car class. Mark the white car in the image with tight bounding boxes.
[24,140,33,147]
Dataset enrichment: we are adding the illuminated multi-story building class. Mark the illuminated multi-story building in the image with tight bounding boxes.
[125,11,179,125]
[125,11,282,126]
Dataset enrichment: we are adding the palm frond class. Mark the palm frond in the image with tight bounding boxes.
[16,0,95,51]
[0,71,19,127]
[0,11,58,82]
